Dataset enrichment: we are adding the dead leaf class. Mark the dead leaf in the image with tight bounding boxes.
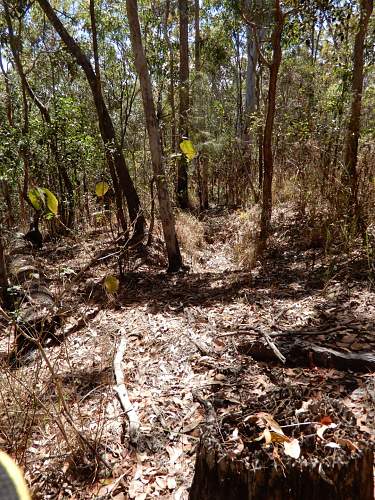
[166,445,183,464]
[167,477,177,490]
[317,422,337,439]
[295,400,312,415]
[320,416,333,425]
[135,495,147,500]
[155,476,167,490]
[335,437,359,452]
[283,438,301,459]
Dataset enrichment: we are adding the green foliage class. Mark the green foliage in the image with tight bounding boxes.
[28,187,59,216]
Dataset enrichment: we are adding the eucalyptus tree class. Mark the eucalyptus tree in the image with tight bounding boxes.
[176,0,190,209]
[36,0,145,239]
[242,0,287,253]
[125,0,183,272]
[343,0,373,230]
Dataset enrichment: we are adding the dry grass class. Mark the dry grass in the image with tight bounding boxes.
[231,206,261,269]
[175,211,205,259]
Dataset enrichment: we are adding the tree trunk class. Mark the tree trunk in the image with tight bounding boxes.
[0,235,13,310]
[342,0,373,230]
[125,0,184,272]
[243,23,257,138]
[89,0,127,234]
[176,0,190,209]
[36,0,145,238]
[258,0,284,253]
[163,0,177,154]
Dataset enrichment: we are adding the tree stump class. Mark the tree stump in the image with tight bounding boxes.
[5,237,60,363]
[189,389,374,500]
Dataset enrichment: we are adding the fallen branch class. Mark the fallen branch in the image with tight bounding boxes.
[219,325,286,364]
[113,337,140,445]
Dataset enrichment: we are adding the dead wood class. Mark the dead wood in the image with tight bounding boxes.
[6,238,60,362]
[113,337,140,444]
[245,338,375,372]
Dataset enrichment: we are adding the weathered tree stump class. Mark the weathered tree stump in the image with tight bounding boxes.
[189,389,374,500]
[5,237,60,363]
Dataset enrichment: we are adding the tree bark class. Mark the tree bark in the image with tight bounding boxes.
[342,0,373,230]
[125,0,184,272]
[176,0,190,209]
[36,0,145,238]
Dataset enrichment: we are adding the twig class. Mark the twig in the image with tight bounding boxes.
[113,337,140,445]
[219,325,286,363]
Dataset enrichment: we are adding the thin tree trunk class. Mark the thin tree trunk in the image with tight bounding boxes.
[342,0,373,230]
[89,0,127,233]
[37,0,145,238]
[258,0,284,253]
[243,24,257,138]
[163,0,177,153]
[176,0,190,209]
[0,234,13,310]
[125,0,183,272]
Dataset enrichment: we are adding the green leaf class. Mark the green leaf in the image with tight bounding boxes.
[95,181,110,197]
[180,140,197,161]
[28,187,45,211]
[41,188,59,215]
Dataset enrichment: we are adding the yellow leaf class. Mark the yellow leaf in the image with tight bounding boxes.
[28,188,44,210]
[42,188,59,215]
[104,275,119,294]
[96,181,110,197]
[180,140,197,160]
[283,438,301,459]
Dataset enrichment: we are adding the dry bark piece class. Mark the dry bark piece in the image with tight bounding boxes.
[113,337,140,444]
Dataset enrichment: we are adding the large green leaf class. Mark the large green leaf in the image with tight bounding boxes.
[95,181,109,197]
[42,188,59,215]
[28,187,45,211]
[180,140,197,161]
[28,187,58,215]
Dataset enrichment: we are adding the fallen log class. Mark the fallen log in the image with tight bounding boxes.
[242,338,375,372]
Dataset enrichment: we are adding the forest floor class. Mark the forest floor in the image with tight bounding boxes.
[1,205,374,499]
